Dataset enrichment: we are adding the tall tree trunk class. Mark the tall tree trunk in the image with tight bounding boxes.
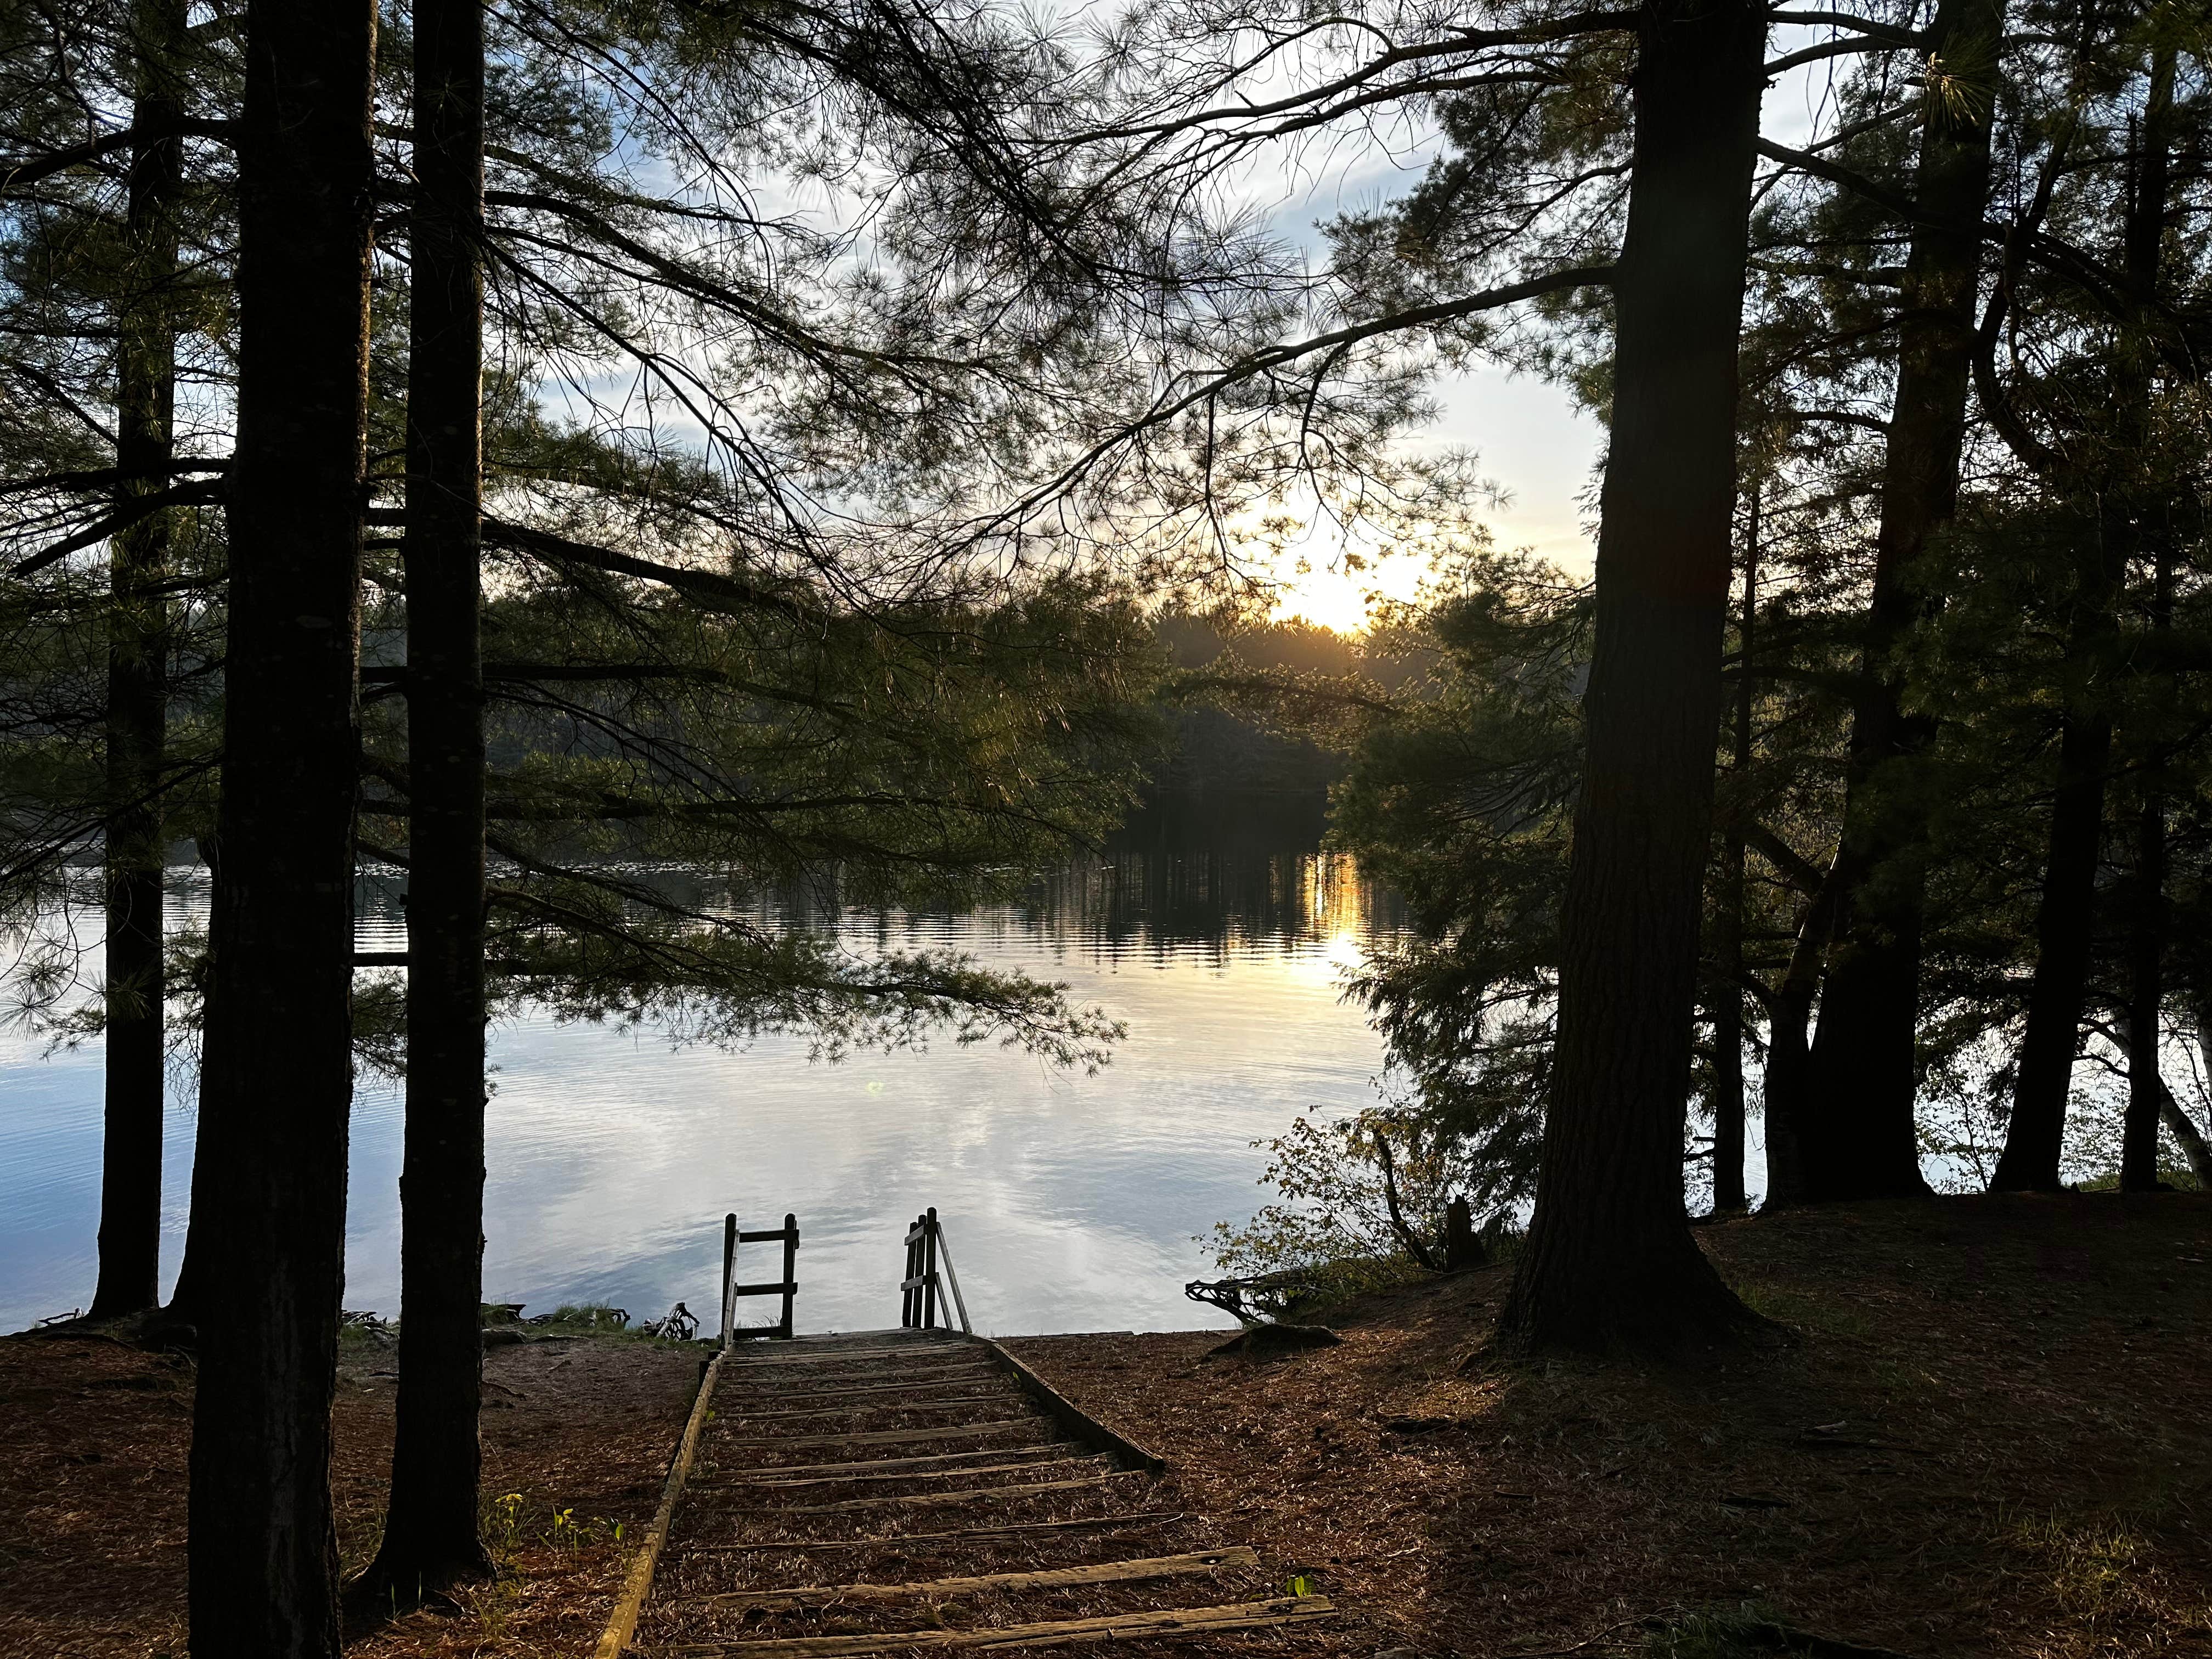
[1792,0,2001,1202]
[90,0,186,1322]
[2157,1083,2212,1189]
[2120,520,2174,1192]
[2121,532,2176,1196]
[2118,49,2177,1198]
[157,832,219,1331]
[2121,777,2166,1190]
[1759,878,1836,1207]
[185,0,374,1652]
[1711,487,1757,1212]
[363,0,492,1598]
[1993,42,2170,1195]
[1498,0,1767,1353]
[1709,985,1747,1211]
[1993,690,2113,1191]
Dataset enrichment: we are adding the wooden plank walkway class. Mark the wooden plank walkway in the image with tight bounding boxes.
[600,1328,1338,1657]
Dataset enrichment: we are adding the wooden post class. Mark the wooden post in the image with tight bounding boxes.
[780,1212,798,1340]
[903,1216,922,1328]
[721,1212,737,1348]
[923,1206,941,1329]
[936,1217,972,1336]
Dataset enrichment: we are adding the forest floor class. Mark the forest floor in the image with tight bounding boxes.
[0,1323,702,1657]
[1006,1195,2212,1659]
[0,1194,2206,1657]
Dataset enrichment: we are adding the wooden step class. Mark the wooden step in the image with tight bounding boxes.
[707,1454,1110,1492]
[721,1367,1000,1395]
[701,1444,1086,1482]
[741,1332,967,1347]
[714,1420,1041,1453]
[701,1547,1261,1611]
[723,1344,981,1367]
[727,1379,1020,1406]
[727,1395,1020,1422]
[724,1357,995,1374]
[701,1470,1148,1514]
[674,1510,1187,1553]
[730,1380,1013,1407]
[650,1594,1335,1656]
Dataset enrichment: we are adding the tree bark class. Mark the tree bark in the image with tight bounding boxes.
[90,0,186,1322]
[1791,0,2000,1203]
[2157,1084,2212,1189]
[2121,546,2171,1192]
[1759,877,1836,1207]
[2119,49,2176,1198]
[157,832,219,1332]
[1711,487,1757,1213]
[1499,0,1767,1354]
[185,0,374,1652]
[2121,848,2165,1191]
[1993,694,2112,1191]
[1443,1195,1482,1269]
[364,0,492,1593]
[1993,42,2170,1195]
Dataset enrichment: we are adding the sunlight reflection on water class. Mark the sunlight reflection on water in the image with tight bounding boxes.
[0,810,1408,1336]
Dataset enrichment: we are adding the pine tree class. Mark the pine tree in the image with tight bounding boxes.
[183,0,374,1650]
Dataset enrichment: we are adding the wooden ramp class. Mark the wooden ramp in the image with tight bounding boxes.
[600,1329,1336,1657]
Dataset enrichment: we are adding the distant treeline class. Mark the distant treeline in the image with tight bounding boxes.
[1149,612,1409,799]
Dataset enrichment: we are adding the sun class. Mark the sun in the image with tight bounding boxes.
[1265,554,1430,635]
[1244,491,1444,635]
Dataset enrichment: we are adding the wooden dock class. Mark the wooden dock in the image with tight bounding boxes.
[598,1328,1338,1657]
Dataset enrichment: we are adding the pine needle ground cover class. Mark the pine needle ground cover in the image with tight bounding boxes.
[0,1198,2206,1657]
[0,1330,699,1657]
[1005,1198,2212,1659]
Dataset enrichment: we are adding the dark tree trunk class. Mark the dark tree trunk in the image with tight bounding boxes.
[2119,48,2176,1198]
[2121,784,2166,1190]
[2121,531,2174,1192]
[2121,536,2175,1193]
[1993,696,2113,1192]
[185,0,374,1652]
[1759,879,1836,1207]
[2158,1084,2212,1189]
[158,832,220,1331]
[1709,991,1746,1211]
[1498,0,1767,1354]
[1993,42,2170,1195]
[362,0,493,1597]
[91,0,186,1322]
[1711,488,1757,1213]
[1792,0,2000,1202]
[1443,1196,1482,1269]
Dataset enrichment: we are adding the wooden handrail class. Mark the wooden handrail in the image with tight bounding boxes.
[722,1210,800,1343]
[899,1206,971,1335]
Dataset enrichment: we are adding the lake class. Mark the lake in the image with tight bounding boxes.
[0,802,1409,1338]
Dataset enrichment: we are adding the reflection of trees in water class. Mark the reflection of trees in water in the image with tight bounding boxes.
[1007,791,1409,962]
[344,792,1405,961]
[1022,846,1404,963]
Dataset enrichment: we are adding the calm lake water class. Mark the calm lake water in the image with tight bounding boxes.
[0,803,1409,1337]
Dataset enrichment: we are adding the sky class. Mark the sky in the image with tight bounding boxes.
[1267,367,1602,633]
[1221,75,1604,631]
[1238,18,1853,633]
